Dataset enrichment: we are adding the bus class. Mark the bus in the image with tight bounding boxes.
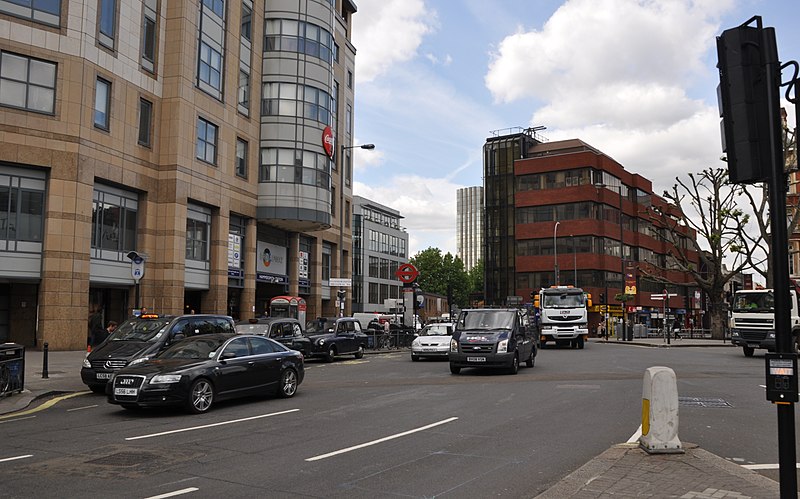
[269,296,307,325]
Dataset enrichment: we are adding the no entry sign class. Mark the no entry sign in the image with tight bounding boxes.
[395,263,419,284]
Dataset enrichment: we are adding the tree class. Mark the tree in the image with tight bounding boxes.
[649,167,756,339]
[410,248,471,308]
[467,258,484,296]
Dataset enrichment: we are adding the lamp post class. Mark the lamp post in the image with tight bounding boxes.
[338,143,374,317]
[553,221,560,285]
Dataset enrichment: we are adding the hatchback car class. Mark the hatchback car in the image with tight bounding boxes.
[107,333,304,414]
[411,322,455,361]
[235,318,311,357]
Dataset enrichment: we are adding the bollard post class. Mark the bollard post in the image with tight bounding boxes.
[42,342,49,379]
[639,366,683,453]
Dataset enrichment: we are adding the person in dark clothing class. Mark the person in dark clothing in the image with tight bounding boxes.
[88,310,104,348]
[94,321,117,346]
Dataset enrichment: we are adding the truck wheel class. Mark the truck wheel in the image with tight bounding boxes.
[508,354,519,375]
[577,336,585,349]
[743,346,755,357]
[450,364,460,375]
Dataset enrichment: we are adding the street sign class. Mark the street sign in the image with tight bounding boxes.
[651,293,677,300]
[130,256,144,282]
[329,278,352,287]
[395,263,419,284]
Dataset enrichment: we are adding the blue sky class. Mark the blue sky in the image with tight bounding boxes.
[350,0,799,258]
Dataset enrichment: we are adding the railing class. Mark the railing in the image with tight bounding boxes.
[365,328,416,350]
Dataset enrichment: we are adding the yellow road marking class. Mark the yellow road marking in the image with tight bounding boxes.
[0,391,91,420]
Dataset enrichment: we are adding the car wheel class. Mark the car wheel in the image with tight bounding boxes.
[277,368,298,398]
[450,364,460,375]
[577,336,585,349]
[354,345,364,359]
[325,346,336,363]
[89,384,106,394]
[743,346,755,357]
[525,348,534,368]
[186,378,214,414]
[508,354,519,375]
[411,353,419,362]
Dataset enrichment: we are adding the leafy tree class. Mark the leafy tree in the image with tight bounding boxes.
[410,248,471,308]
[467,258,484,295]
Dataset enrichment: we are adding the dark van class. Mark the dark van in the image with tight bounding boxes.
[81,314,235,393]
[448,308,536,375]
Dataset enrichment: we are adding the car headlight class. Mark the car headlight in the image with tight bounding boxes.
[317,339,325,346]
[497,339,509,353]
[83,358,91,368]
[412,338,420,346]
[127,357,150,366]
[450,338,458,352]
[150,374,182,384]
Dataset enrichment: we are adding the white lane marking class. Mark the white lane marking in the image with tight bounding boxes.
[742,463,800,470]
[0,455,33,463]
[144,487,199,499]
[305,417,459,462]
[0,416,36,424]
[125,409,299,441]
[67,405,98,412]
[627,425,642,444]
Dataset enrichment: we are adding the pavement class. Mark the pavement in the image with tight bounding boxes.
[0,338,784,498]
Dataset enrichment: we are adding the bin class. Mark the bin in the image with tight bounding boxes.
[0,343,24,396]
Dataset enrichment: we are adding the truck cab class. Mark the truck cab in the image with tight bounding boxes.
[535,286,591,349]
[730,288,800,357]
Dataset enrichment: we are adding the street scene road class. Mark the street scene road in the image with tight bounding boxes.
[0,343,792,498]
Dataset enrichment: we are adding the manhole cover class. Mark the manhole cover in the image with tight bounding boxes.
[86,451,157,466]
[679,396,732,408]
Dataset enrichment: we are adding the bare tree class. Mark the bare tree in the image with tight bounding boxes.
[648,168,758,339]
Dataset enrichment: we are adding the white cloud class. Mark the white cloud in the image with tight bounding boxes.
[353,0,439,83]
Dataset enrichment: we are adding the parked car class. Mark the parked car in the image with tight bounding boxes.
[235,318,311,357]
[107,333,304,414]
[411,322,455,361]
[448,308,536,375]
[81,314,235,393]
[305,317,368,362]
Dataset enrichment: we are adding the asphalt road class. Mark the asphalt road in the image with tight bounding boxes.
[0,343,795,498]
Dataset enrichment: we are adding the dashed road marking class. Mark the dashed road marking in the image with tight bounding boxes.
[0,454,32,463]
[144,487,199,499]
[125,409,299,441]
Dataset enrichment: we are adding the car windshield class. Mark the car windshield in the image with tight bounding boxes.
[542,292,584,308]
[457,311,515,331]
[157,336,227,360]
[306,320,334,333]
[235,324,270,335]
[733,292,774,313]
[108,318,172,342]
[420,324,452,336]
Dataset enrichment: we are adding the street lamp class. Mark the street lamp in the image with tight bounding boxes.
[338,143,375,317]
[553,221,560,285]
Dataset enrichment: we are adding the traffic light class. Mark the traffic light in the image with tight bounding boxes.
[716,18,781,184]
[600,293,605,304]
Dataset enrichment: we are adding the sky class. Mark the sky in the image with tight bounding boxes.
[349,0,799,259]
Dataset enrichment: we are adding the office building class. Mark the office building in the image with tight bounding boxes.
[456,186,482,271]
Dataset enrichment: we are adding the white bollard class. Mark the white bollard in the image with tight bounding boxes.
[639,366,684,454]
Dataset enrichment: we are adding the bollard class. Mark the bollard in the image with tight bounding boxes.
[42,342,49,379]
[639,366,683,454]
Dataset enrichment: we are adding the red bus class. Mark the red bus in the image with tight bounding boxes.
[269,296,307,325]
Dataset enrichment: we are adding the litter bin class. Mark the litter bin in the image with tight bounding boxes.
[0,343,24,396]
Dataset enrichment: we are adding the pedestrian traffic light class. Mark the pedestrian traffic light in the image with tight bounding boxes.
[716,17,781,184]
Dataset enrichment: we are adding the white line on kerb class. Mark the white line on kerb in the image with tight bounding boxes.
[627,425,642,444]
[125,409,299,441]
[0,455,33,463]
[742,463,800,470]
[144,487,199,499]
[305,417,459,462]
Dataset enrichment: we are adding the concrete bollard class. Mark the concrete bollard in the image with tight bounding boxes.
[639,366,684,454]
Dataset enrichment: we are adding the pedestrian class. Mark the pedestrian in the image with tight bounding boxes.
[95,321,117,346]
[598,323,607,341]
[88,307,104,348]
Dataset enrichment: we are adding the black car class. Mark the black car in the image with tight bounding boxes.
[82,314,235,393]
[107,333,304,414]
[305,317,368,362]
[235,318,311,357]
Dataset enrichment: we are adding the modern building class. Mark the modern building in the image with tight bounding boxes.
[456,186,482,271]
[351,195,408,314]
[0,0,362,349]
[483,128,702,334]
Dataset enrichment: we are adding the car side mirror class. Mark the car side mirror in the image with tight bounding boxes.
[172,332,185,342]
[220,351,237,360]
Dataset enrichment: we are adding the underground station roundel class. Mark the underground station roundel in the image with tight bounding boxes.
[322,126,335,159]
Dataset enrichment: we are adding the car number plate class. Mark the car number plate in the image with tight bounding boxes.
[114,388,138,396]
[96,372,112,380]
[422,348,437,352]
[466,356,486,362]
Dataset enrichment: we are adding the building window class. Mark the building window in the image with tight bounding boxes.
[98,0,117,49]
[345,104,352,134]
[331,186,336,215]
[198,41,222,91]
[141,0,158,73]
[235,138,248,178]
[0,0,61,27]
[322,245,331,281]
[138,98,152,147]
[0,180,45,243]
[259,147,332,187]
[0,51,56,114]
[264,18,334,64]
[345,201,350,228]
[238,69,249,111]
[261,81,332,124]
[347,69,353,88]
[94,77,111,130]
[186,218,209,261]
[196,117,218,165]
[202,0,223,17]
[92,186,137,254]
[241,3,251,41]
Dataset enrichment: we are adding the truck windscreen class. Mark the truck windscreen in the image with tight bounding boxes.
[732,292,774,313]
[542,293,584,308]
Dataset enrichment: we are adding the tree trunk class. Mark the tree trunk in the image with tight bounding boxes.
[709,297,728,340]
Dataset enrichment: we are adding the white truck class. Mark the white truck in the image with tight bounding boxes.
[729,287,800,357]
[534,286,591,349]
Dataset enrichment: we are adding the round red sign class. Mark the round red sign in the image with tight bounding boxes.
[322,126,335,159]
[395,263,419,284]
